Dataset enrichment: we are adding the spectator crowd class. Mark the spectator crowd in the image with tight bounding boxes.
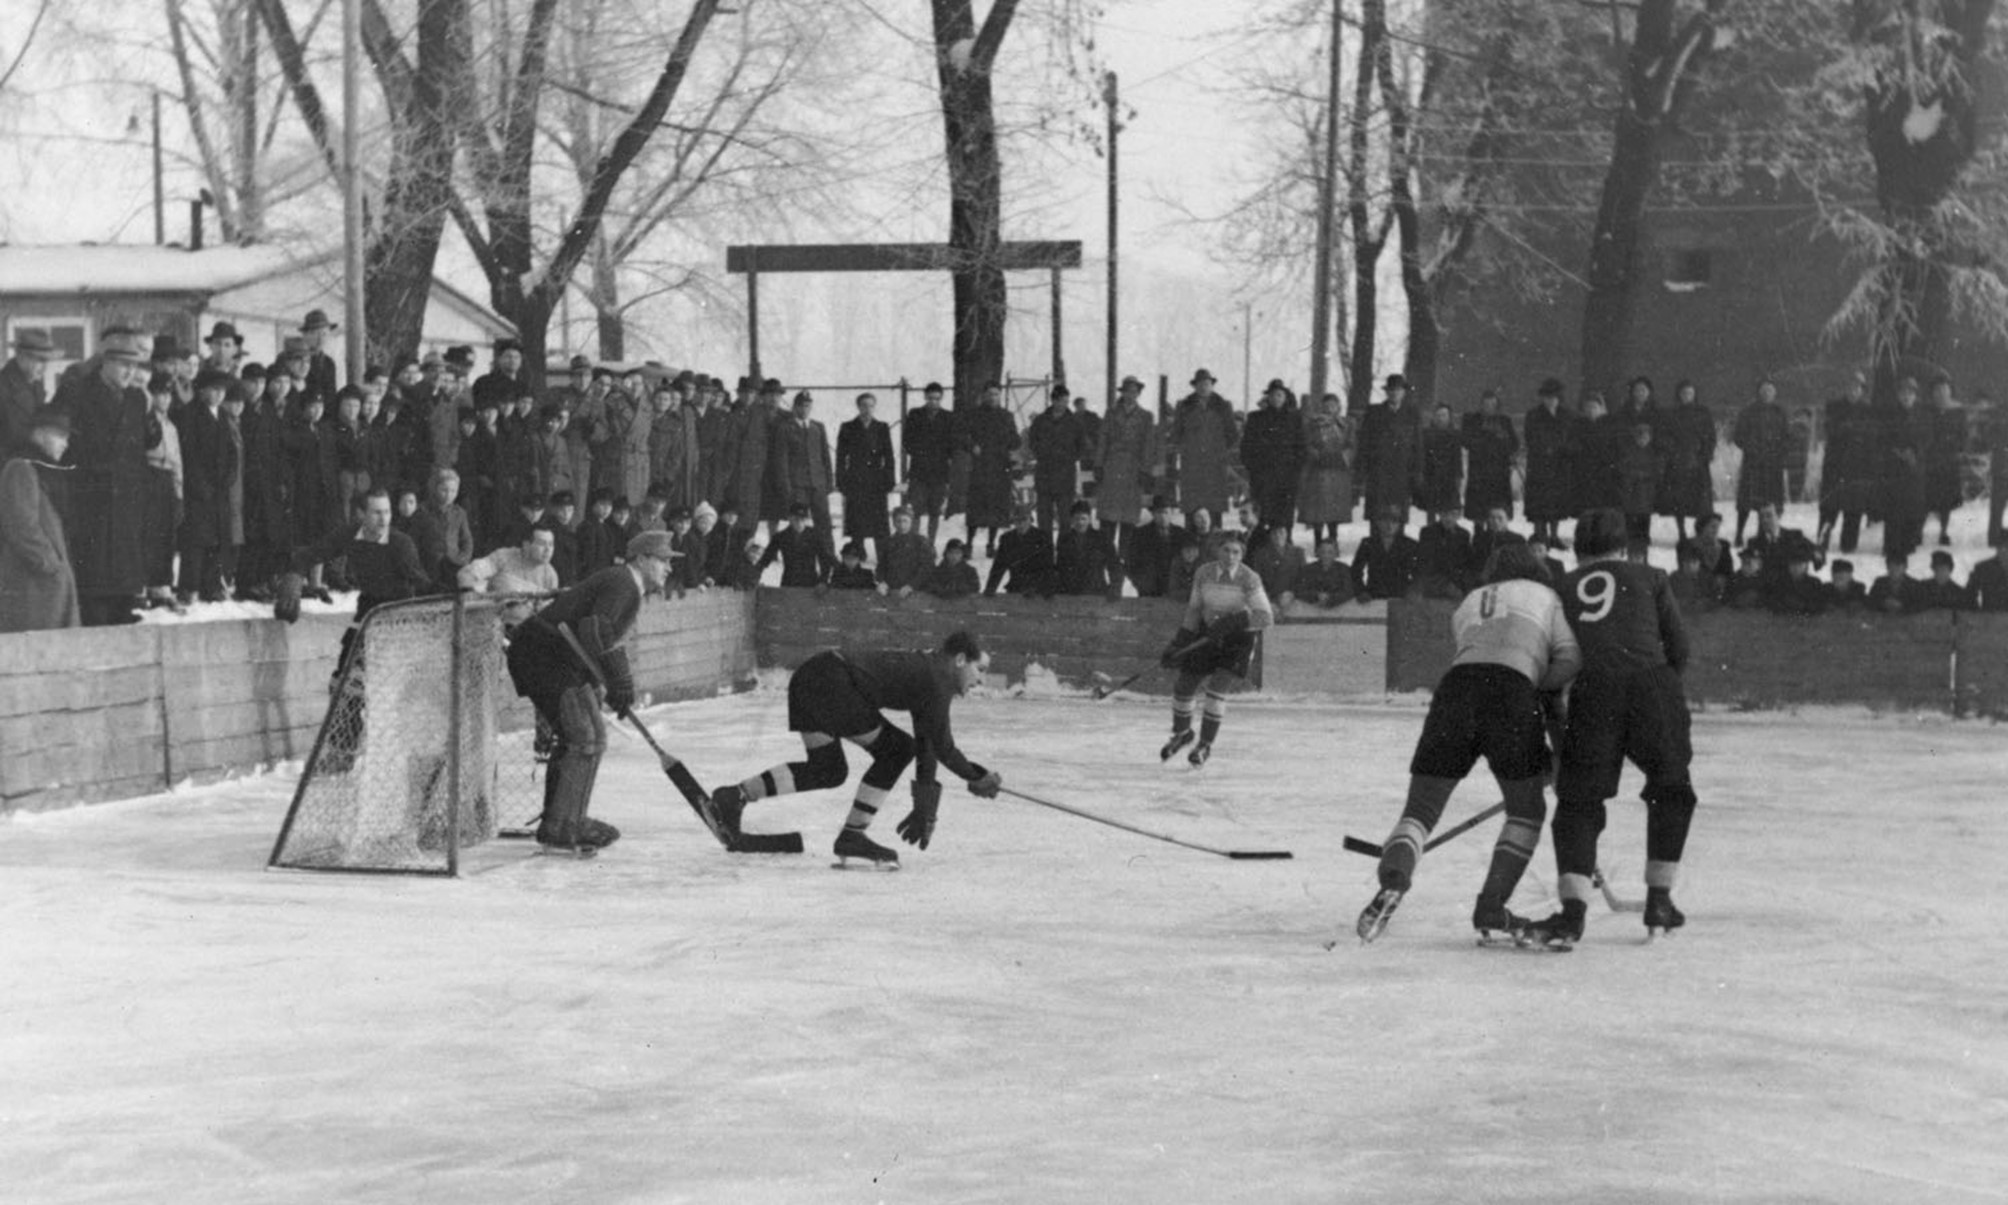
[4,315,2006,637]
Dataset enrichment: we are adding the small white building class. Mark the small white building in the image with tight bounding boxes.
[0,243,511,382]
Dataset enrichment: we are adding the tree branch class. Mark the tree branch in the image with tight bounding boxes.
[0,0,51,96]
[251,0,343,185]
[971,0,1021,71]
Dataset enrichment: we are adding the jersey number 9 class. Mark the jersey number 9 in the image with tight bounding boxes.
[1576,570,1617,622]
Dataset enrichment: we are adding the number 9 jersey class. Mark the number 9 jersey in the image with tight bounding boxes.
[1556,560,1690,673]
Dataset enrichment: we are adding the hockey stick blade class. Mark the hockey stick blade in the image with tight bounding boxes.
[1341,801,1507,859]
[1091,637,1211,701]
[1000,786,1292,861]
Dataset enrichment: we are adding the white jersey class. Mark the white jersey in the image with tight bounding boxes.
[1182,561,1276,630]
[1450,578,1580,691]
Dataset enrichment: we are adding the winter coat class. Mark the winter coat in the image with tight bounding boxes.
[0,456,80,631]
[876,530,936,591]
[983,526,1053,596]
[1167,394,1241,515]
[1823,397,1878,504]
[695,405,733,507]
[1417,426,1463,514]
[536,429,575,505]
[1880,404,1931,534]
[285,410,342,547]
[1248,540,1307,602]
[1925,404,1967,514]
[1127,520,1180,598]
[1732,399,1790,509]
[1297,405,1354,525]
[837,416,896,537]
[591,392,635,502]
[755,522,833,587]
[770,415,834,513]
[963,404,1021,528]
[727,401,779,523]
[1241,405,1307,523]
[619,394,657,513]
[1,358,48,460]
[1028,407,1084,498]
[1618,440,1665,518]
[1521,404,1575,522]
[1571,415,1624,512]
[178,403,238,548]
[497,413,540,521]
[457,426,503,551]
[425,385,463,474]
[1357,401,1422,518]
[1654,402,1716,518]
[651,404,700,510]
[1352,531,1421,600]
[240,400,291,548]
[1460,412,1517,517]
[1095,402,1158,523]
[903,405,960,487]
[52,366,156,597]
[1415,523,1473,598]
[1053,525,1119,597]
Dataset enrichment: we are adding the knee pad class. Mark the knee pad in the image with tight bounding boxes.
[862,726,916,788]
[795,741,849,790]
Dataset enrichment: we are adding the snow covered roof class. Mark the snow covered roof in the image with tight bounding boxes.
[0,243,334,296]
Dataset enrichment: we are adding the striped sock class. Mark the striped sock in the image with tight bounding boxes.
[843,783,889,832]
[1558,872,1596,904]
[1170,694,1195,734]
[1378,818,1429,891]
[1199,689,1227,744]
[742,766,794,802]
[1478,816,1543,903]
[1645,859,1679,890]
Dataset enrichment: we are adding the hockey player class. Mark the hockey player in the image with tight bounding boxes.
[503,531,679,853]
[707,631,1003,867]
[1533,507,1697,945]
[1356,544,1581,944]
[278,487,434,671]
[1158,529,1275,768]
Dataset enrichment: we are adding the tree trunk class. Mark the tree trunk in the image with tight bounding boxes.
[590,237,625,361]
[1577,0,1725,398]
[236,1,263,242]
[1344,0,1386,415]
[361,0,461,363]
[930,0,1017,409]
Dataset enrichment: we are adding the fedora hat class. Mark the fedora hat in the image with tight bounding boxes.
[9,329,58,359]
[1119,374,1144,392]
[1190,368,1217,385]
[204,321,241,346]
[300,309,337,333]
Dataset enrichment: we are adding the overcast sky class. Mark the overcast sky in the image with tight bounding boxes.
[0,0,1352,403]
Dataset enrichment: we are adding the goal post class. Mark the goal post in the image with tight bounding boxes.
[268,594,544,876]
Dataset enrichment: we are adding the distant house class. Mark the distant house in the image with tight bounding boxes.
[0,243,512,384]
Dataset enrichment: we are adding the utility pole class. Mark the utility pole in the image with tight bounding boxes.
[1050,267,1066,389]
[1242,302,1253,405]
[1307,0,1343,401]
[1103,70,1120,409]
[151,90,164,246]
[340,0,367,380]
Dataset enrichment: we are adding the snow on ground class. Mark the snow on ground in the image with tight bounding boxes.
[4,691,2005,1203]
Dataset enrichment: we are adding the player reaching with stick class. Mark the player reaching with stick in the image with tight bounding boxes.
[503,531,678,854]
[1158,529,1274,768]
[707,631,1002,868]
[1530,508,1697,946]
[1356,543,1581,944]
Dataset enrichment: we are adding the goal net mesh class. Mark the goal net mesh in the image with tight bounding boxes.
[268,596,543,875]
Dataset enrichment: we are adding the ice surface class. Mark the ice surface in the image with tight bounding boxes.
[3,691,2005,1203]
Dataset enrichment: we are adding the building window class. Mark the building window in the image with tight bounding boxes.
[1665,249,1714,291]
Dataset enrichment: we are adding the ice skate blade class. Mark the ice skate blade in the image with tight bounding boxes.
[830,856,900,871]
[1476,931,1571,952]
[534,845,599,860]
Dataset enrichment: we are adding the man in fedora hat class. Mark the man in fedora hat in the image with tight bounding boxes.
[1,404,81,632]
[298,309,341,404]
[1027,383,1086,532]
[2,328,60,459]
[1243,378,1307,547]
[202,321,243,375]
[51,331,158,625]
[1095,374,1157,565]
[1168,368,1239,527]
[473,337,524,412]
[902,380,958,542]
[963,380,1020,556]
[1358,373,1423,524]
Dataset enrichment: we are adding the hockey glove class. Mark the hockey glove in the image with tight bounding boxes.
[896,779,943,849]
[966,765,1002,799]
[273,572,305,624]
[1160,627,1202,669]
[601,648,637,714]
[1204,610,1251,642]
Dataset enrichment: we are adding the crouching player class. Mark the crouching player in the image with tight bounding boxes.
[1533,507,1697,946]
[708,631,1003,868]
[1357,544,1581,944]
[1158,529,1275,768]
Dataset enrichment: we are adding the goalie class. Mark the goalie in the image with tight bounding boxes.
[503,531,678,853]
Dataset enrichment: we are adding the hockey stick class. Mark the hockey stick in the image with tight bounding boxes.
[999,786,1293,860]
[1090,636,1212,701]
[554,623,803,854]
[1341,802,1507,859]
[1593,868,1645,912]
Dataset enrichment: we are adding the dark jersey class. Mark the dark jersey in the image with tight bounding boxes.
[835,650,980,782]
[290,526,432,620]
[1557,558,1688,673]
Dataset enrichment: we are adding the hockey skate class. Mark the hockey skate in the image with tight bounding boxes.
[1643,889,1685,940]
[1471,896,1538,948]
[1355,888,1405,944]
[1159,730,1196,763]
[1527,899,1587,949]
[1187,741,1212,769]
[832,828,900,870]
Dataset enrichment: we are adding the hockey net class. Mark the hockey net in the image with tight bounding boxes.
[268,595,544,875]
